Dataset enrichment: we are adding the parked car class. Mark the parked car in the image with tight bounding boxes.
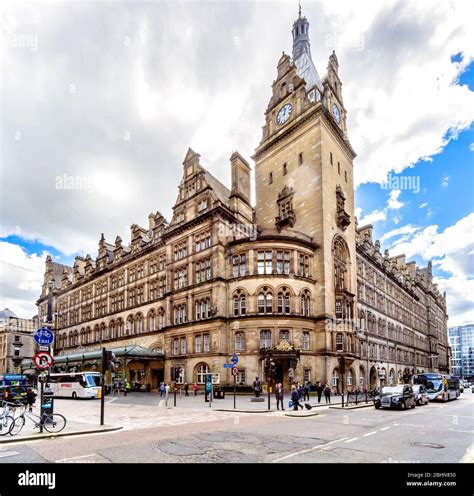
[0,385,28,405]
[374,385,416,410]
[412,384,429,405]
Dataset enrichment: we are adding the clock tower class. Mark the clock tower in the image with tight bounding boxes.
[253,10,357,322]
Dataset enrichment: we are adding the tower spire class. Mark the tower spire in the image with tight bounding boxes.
[291,10,323,92]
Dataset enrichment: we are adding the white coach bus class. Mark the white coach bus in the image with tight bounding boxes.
[49,372,101,399]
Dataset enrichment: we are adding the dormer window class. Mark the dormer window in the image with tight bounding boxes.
[197,198,208,212]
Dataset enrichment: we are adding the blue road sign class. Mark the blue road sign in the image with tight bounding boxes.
[34,327,54,346]
[223,364,234,368]
[232,354,238,365]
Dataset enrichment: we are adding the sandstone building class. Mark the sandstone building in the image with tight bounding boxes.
[35,12,450,392]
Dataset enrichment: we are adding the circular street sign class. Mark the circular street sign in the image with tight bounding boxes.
[33,351,53,370]
[33,327,54,346]
[232,367,239,376]
[231,354,238,365]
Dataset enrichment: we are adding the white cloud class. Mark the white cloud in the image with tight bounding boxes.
[1,1,474,322]
[385,214,474,327]
[358,209,386,226]
[0,242,46,319]
[358,189,405,226]
[469,143,474,152]
[379,224,418,243]
[441,175,450,187]
[419,202,428,208]
[387,190,404,210]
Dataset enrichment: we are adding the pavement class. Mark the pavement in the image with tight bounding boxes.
[0,392,471,463]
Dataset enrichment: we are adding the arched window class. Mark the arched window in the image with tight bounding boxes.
[336,332,344,352]
[347,369,353,386]
[174,304,187,324]
[158,308,165,329]
[196,363,210,384]
[235,331,245,351]
[389,369,395,385]
[233,290,246,316]
[68,331,73,347]
[100,323,106,341]
[148,311,156,331]
[126,316,134,335]
[94,325,100,342]
[277,288,291,314]
[136,314,144,334]
[87,328,92,344]
[74,330,79,346]
[260,330,272,349]
[109,321,115,339]
[334,237,349,291]
[258,288,273,314]
[117,319,123,337]
[332,369,339,387]
[300,290,310,316]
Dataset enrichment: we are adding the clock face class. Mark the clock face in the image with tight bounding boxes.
[332,103,341,124]
[276,103,293,125]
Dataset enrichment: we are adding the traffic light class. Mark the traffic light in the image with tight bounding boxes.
[103,351,118,371]
[270,361,277,380]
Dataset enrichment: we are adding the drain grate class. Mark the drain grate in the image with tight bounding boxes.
[412,442,445,449]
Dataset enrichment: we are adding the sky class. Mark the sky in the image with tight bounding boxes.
[1,0,473,326]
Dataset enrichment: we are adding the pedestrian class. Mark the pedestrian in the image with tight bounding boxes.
[165,383,170,406]
[253,377,262,398]
[193,382,198,396]
[275,382,285,410]
[324,384,331,404]
[26,388,36,412]
[316,382,323,403]
[2,387,9,402]
[304,381,311,402]
[159,382,165,397]
[184,382,189,396]
[291,385,303,411]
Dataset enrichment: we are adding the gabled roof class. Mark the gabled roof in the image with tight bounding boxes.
[200,166,231,208]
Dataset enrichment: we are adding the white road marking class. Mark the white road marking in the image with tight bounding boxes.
[364,431,377,437]
[380,427,391,431]
[449,428,474,434]
[345,437,358,443]
[55,453,98,462]
[272,437,350,463]
[0,451,20,458]
[460,444,474,463]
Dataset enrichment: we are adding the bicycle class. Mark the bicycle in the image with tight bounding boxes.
[9,404,67,436]
[0,401,20,436]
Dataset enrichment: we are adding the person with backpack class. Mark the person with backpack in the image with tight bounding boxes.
[291,385,303,411]
[324,384,332,404]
